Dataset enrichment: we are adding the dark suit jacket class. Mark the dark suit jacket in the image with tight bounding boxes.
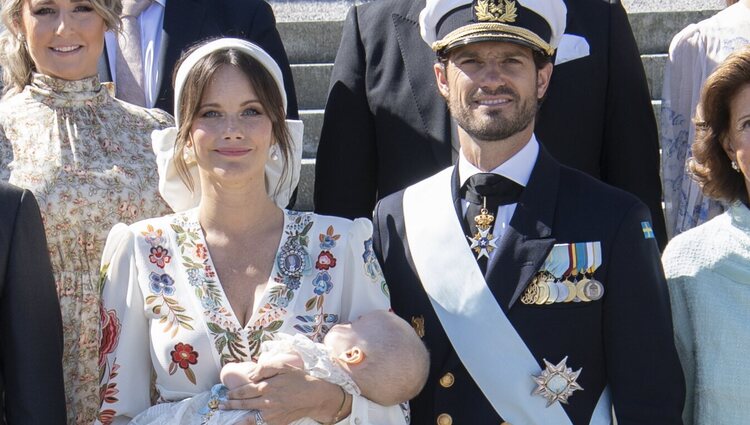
[372,148,685,424]
[0,183,66,425]
[315,0,667,249]
[106,0,298,118]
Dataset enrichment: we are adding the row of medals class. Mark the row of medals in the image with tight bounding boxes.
[521,270,604,305]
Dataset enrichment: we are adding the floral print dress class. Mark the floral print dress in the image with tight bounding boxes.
[96,209,405,425]
[0,73,173,424]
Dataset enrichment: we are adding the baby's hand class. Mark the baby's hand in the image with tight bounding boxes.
[220,362,256,389]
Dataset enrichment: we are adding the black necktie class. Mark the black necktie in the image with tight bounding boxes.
[461,173,524,271]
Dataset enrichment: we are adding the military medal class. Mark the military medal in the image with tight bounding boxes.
[532,356,583,407]
[544,276,558,305]
[535,276,550,305]
[467,197,498,260]
[554,281,569,303]
[521,242,604,305]
[584,242,604,301]
[521,276,540,304]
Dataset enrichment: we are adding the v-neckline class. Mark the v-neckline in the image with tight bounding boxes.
[187,208,288,330]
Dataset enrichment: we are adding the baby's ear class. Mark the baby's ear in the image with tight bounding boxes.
[338,346,366,365]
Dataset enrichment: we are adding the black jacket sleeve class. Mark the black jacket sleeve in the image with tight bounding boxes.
[315,6,379,219]
[0,186,66,425]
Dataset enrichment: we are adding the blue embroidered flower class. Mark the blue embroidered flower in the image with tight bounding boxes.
[276,294,291,308]
[362,238,383,280]
[186,268,201,287]
[201,296,218,310]
[362,238,376,262]
[320,235,336,250]
[149,272,175,295]
[312,271,333,295]
[283,275,301,291]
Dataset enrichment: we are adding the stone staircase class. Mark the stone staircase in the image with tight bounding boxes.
[274,7,721,211]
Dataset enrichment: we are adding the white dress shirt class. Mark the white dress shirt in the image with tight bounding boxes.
[458,135,539,258]
[104,0,166,108]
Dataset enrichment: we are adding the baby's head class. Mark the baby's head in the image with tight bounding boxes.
[323,310,429,406]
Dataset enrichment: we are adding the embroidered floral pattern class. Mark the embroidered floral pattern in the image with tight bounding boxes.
[293,313,339,342]
[169,343,199,385]
[141,223,195,338]
[315,251,337,270]
[0,73,173,424]
[95,211,394,422]
[99,306,121,368]
[171,214,249,364]
[149,246,171,268]
[363,238,389,296]
[98,305,122,425]
[312,271,334,295]
[319,225,340,249]
[149,272,176,295]
[298,225,342,340]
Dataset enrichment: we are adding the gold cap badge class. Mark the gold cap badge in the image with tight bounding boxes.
[475,0,518,23]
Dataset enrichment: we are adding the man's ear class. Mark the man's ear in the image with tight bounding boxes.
[338,346,366,365]
[536,61,553,100]
[434,62,450,98]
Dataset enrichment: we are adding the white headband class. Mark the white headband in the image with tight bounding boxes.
[153,38,304,212]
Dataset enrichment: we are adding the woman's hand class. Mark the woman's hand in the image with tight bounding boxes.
[220,360,351,425]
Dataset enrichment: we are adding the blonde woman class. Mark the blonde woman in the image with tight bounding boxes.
[0,0,173,423]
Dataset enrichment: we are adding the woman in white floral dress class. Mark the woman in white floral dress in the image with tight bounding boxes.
[0,0,173,423]
[96,38,409,425]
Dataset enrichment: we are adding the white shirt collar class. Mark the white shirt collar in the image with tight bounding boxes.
[458,134,539,188]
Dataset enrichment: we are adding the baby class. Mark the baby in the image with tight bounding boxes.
[130,310,429,425]
[220,309,430,424]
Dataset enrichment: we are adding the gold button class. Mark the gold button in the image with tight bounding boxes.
[439,372,455,388]
[437,413,453,425]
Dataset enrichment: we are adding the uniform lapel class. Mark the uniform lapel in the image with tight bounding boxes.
[485,148,559,310]
[392,0,452,167]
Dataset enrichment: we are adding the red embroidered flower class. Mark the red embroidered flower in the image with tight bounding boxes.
[149,246,171,268]
[315,251,337,270]
[205,264,216,278]
[171,343,199,369]
[99,306,121,367]
[195,243,208,260]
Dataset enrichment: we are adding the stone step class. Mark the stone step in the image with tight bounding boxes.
[642,54,667,100]
[292,54,669,112]
[278,10,719,65]
[291,63,331,110]
[300,109,323,158]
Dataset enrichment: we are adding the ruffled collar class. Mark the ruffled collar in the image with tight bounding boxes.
[26,73,109,106]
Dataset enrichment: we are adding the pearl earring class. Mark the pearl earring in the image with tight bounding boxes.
[732,160,741,172]
[270,144,280,161]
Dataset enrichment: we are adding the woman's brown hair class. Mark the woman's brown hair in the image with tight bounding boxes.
[171,41,293,196]
[690,46,750,204]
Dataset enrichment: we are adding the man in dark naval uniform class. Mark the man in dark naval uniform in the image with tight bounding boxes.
[315,0,668,250]
[372,0,685,423]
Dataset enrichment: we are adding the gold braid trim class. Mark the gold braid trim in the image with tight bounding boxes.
[432,22,554,56]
